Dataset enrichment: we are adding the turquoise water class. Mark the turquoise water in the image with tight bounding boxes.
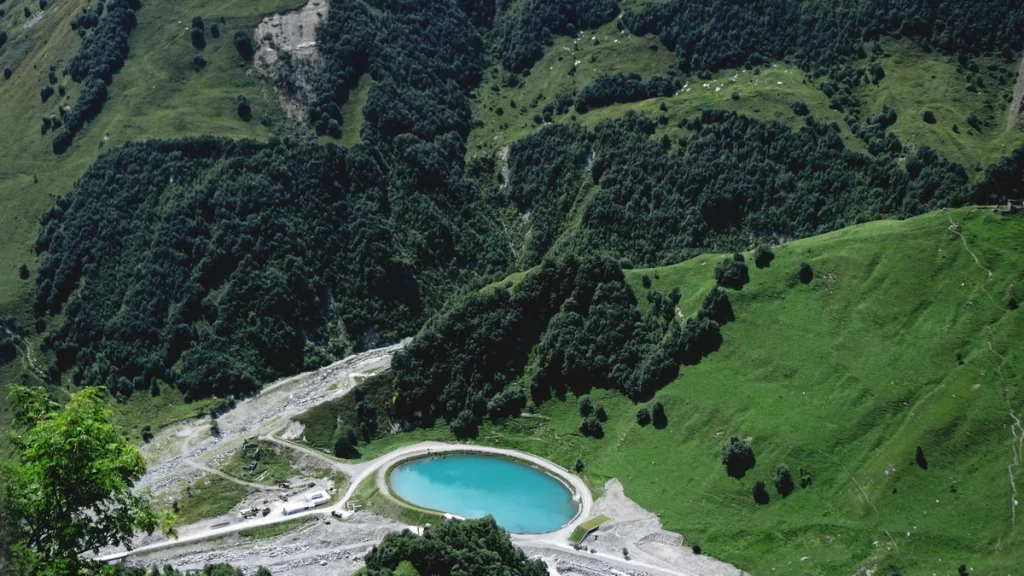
[389,454,578,533]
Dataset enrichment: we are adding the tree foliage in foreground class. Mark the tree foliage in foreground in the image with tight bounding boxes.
[363,516,547,576]
[0,386,170,576]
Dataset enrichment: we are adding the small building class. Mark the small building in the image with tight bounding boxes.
[283,501,312,515]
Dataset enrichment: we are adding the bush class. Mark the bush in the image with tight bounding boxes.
[731,90,740,100]
[700,287,733,324]
[773,464,794,497]
[19,264,30,280]
[0,31,7,50]
[575,458,584,473]
[754,245,774,268]
[191,16,204,31]
[595,404,607,422]
[333,427,360,458]
[636,406,651,426]
[3,67,11,80]
[651,400,667,429]
[191,27,206,50]
[190,54,206,70]
[236,95,252,121]
[714,257,749,290]
[923,110,936,124]
[721,435,756,478]
[577,394,593,417]
[210,23,220,39]
[752,479,770,504]
[234,30,254,60]
[791,101,809,116]
[798,466,813,488]
[40,86,55,103]
[916,445,928,470]
[798,262,813,284]
[579,415,603,438]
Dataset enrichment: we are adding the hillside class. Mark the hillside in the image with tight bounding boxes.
[318,209,1023,574]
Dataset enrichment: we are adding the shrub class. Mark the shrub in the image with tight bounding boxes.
[191,16,204,31]
[691,543,702,555]
[754,245,774,268]
[190,54,206,70]
[731,90,740,100]
[236,95,252,121]
[595,404,607,422]
[1008,296,1019,311]
[967,113,980,130]
[191,27,206,50]
[578,394,593,417]
[773,465,795,497]
[641,274,651,288]
[916,445,928,470]
[636,406,651,426]
[752,479,770,504]
[714,258,749,290]
[333,427,360,458]
[798,466,813,488]
[19,264,30,280]
[791,101,809,116]
[210,23,220,39]
[579,415,603,438]
[234,30,254,60]
[651,400,667,429]
[0,31,7,49]
[40,86,54,103]
[798,262,813,284]
[39,0,47,9]
[575,458,584,473]
[721,435,755,478]
[3,67,11,80]
[700,287,733,324]
[923,110,936,124]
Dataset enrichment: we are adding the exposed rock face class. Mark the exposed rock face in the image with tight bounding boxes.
[254,0,328,119]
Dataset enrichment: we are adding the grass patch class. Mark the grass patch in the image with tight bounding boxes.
[352,472,440,527]
[168,475,251,526]
[340,73,372,147]
[219,440,298,485]
[357,210,1024,574]
[293,372,397,453]
[568,514,611,543]
[108,382,220,442]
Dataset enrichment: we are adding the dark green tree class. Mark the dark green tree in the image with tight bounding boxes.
[595,404,607,422]
[651,400,667,429]
[773,464,795,497]
[18,264,29,280]
[578,394,593,417]
[752,479,770,504]
[916,445,928,470]
[721,435,756,478]
[798,262,814,284]
[234,30,254,60]
[754,245,774,268]
[333,427,360,459]
[636,406,651,426]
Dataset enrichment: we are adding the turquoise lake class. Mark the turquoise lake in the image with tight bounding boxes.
[389,454,578,533]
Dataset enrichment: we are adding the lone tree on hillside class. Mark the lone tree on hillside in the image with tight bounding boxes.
[234,30,254,60]
[721,435,756,479]
[191,16,204,31]
[579,416,603,438]
[754,245,774,268]
[636,406,651,426]
[923,110,937,124]
[236,95,252,121]
[18,263,30,280]
[191,27,206,50]
[791,101,809,116]
[700,287,734,324]
[578,394,593,417]
[798,262,814,284]
[916,446,928,470]
[752,479,770,504]
[714,256,749,290]
[651,400,667,429]
[773,464,795,497]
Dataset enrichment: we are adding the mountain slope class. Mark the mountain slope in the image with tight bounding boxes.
[331,209,1023,574]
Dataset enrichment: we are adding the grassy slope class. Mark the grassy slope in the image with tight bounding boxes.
[468,24,1024,174]
[356,210,1024,575]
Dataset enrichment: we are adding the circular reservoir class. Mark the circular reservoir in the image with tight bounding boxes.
[389,454,578,533]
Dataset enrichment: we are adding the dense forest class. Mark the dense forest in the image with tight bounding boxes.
[362,517,548,576]
[34,138,429,400]
[390,255,724,437]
